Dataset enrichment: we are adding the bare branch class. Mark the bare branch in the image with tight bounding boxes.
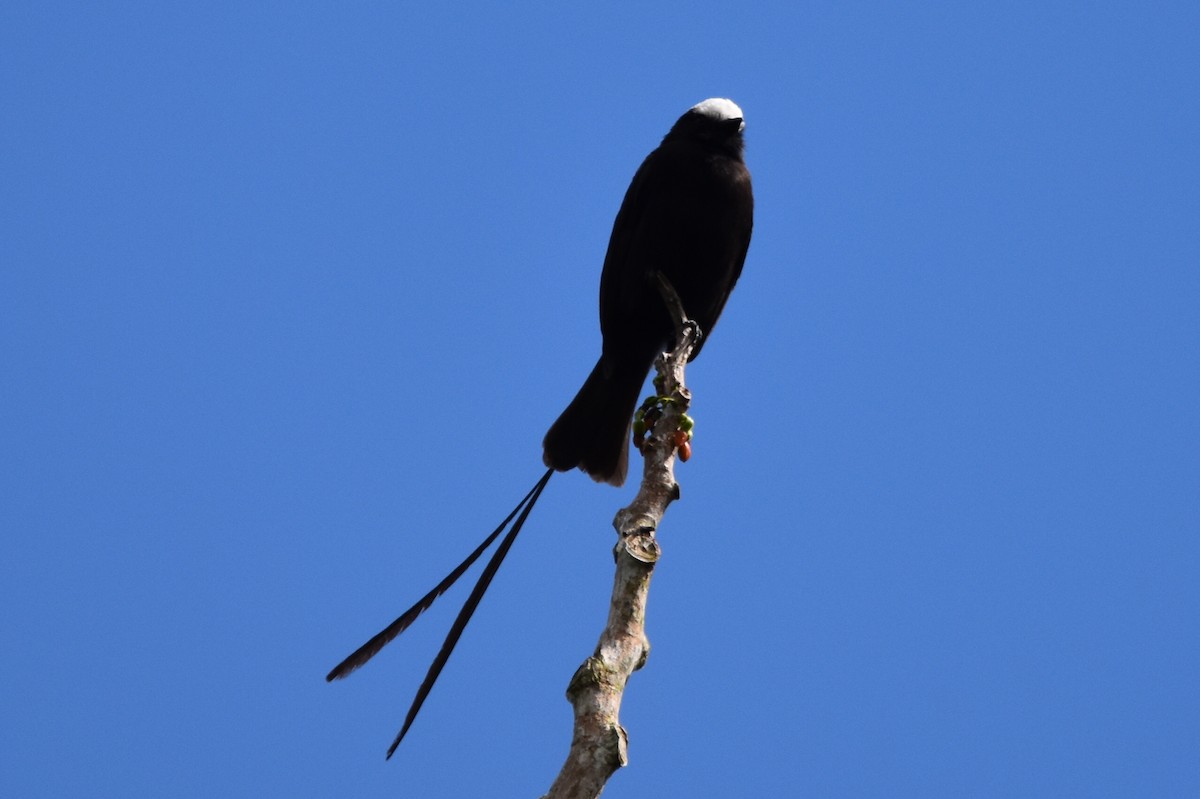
[545,274,699,799]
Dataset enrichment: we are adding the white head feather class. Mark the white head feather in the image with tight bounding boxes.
[690,98,745,123]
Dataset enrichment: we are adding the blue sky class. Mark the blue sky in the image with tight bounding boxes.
[3,2,1197,796]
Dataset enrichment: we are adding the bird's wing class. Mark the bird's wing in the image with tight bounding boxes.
[598,148,668,346]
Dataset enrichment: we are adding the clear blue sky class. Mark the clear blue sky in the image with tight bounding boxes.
[3,2,1197,796]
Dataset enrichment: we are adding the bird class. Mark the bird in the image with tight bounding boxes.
[327,98,754,759]
[543,97,754,486]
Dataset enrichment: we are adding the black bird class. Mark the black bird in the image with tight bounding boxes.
[543,97,754,485]
[328,98,754,758]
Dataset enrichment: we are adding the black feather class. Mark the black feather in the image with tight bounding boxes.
[326,469,554,682]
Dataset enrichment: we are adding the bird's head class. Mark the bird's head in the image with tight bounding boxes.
[667,98,746,156]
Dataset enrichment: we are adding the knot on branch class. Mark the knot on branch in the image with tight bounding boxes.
[620,533,661,565]
[566,656,624,701]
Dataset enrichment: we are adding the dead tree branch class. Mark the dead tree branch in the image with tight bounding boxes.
[544,274,699,799]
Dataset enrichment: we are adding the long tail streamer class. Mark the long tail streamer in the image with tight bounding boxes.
[326,468,555,758]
